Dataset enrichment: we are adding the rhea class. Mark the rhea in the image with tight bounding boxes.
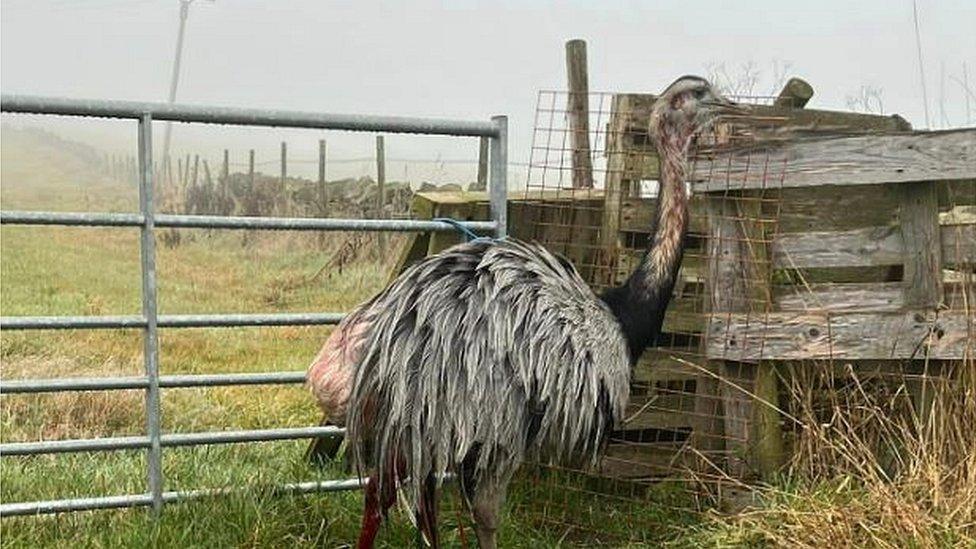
[306,75,738,548]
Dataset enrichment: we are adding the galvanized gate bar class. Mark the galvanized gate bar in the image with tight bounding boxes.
[0,494,156,517]
[0,313,346,330]
[0,94,499,137]
[155,214,497,233]
[1,376,150,393]
[0,371,307,395]
[0,315,146,330]
[1,210,497,233]
[0,426,346,457]
[0,478,364,518]
[157,371,305,387]
[0,211,145,226]
[137,113,164,514]
[161,426,344,448]
[0,435,151,456]
[158,313,346,328]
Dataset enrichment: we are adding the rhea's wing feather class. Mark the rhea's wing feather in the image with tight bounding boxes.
[346,239,630,513]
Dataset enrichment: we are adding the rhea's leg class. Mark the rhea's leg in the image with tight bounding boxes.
[469,483,506,549]
[415,473,440,548]
[304,415,345,465]
[358,472,399,549]
[357,475,382,549]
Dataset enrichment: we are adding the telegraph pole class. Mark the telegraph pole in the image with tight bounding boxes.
[162,0,193,163]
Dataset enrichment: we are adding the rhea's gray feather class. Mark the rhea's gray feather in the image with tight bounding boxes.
[346,238,631,512]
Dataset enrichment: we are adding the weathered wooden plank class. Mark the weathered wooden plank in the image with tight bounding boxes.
[778,265,902,284]
[771,225,904,268]
[743,104,912,135]
[693,197,747,471]
[774,282,905,312]
[939,204,976,225]
[693,130,976,192]
[414,189,605,205]
[706,310,971,360]
[775,185,900,233]
[624,151,660,180]
[772,223,973,269]
[602,94,630,251]
[599,442,693,479]
[736,191,784,478]
[619,196,707,234]
[632,348,712,383]
[388,232,431,284]
[900,182,943,308]
[613,251,705,294]
[621,391,695,424]
[940,180,976,207]
[617,410,695,431]
[614,92,911,139]
[941,223,976,266]
[427,201,474,254]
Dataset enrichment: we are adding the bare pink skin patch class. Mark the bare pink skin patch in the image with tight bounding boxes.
[306,309,370,425]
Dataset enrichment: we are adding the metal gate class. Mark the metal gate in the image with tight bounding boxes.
[0,95,507,517]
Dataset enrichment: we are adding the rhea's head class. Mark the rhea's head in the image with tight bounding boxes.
[649,75,740,150]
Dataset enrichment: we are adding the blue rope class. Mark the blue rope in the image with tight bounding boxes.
[431,217,496,243]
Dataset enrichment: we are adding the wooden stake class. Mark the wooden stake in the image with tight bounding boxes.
[376,135,387,259]
[475,136,489,191]
[280,141,288,214]
[566,39,594,189]
[773,77,815,109]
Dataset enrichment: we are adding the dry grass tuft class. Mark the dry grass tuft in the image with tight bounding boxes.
[689,355,976,548]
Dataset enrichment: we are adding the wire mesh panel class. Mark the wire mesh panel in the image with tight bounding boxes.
[512,87,975,543]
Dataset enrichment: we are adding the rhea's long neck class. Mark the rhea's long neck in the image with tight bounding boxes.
[601,131,690,362]
[630,139,689,297]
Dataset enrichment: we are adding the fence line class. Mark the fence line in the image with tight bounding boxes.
[0,93,508,517]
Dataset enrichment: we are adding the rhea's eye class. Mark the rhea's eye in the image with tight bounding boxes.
[693,88,707,100]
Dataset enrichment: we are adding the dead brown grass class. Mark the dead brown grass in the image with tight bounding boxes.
[689,356,976,548]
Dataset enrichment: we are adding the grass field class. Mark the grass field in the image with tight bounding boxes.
[2,129,974,547]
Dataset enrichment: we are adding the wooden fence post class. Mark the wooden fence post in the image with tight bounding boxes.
[599,94,631,285]
[203,160,213,214]
[701,193,784,481]
[739,194,784,479]
[566,39,594,189]
[900,181,943,419]
[183,153,191,188]
[221,149,230,214]
[773,77,815,108]
[177,157,185,201]
[376,135,387,259]
[317,139,328,247]
[474,136,489,191]
[244,149,256,246]
[319,139,328,214]
[248,149,256,214]
[280,141,287,214]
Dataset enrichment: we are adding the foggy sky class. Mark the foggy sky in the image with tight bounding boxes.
[2,0,974,184]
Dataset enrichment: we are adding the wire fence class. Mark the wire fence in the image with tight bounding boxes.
[507,88,975,544]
